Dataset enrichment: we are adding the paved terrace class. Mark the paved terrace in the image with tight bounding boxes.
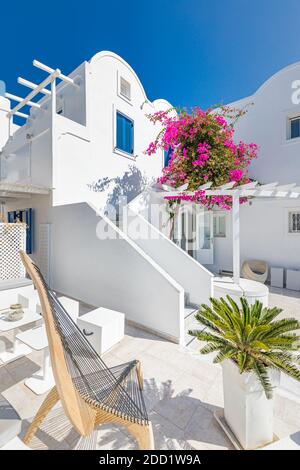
[0,287,300,450]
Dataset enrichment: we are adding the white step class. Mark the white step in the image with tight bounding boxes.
[184,305,198,319]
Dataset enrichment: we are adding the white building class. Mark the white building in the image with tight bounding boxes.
[1,54,299,346]
[0,51,212,346]
[211,62,300,275]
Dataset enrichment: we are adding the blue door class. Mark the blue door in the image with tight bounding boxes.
[7,208,33,254]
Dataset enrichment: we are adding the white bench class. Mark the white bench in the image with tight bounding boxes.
[77,307,125,356]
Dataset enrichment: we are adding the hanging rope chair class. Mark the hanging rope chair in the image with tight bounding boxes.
[20,251,154,450]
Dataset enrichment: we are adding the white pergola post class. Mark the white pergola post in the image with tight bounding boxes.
[51,78,56,118]
[232,191,240,284]
[154,180,300,286]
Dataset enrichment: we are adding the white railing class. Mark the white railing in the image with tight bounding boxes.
[0,223,26,280]
[124,208,214,307]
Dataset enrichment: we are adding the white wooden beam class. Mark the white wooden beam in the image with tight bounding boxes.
[177,183,189,191]
[198,182,212,190]
[0,182,50,194]
[161,184,176,192]
[236,181,258,190]
[15,111,29,119]
[215,181,236,190]
[33,60,76,86]
[5,92,40,109]
[9,69,60,117]
[0,192,31,199]
[273,183,297,191]
[257,182,278,190]
[17,77,51,96]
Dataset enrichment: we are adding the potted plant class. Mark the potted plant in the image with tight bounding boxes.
[189,295,300,449]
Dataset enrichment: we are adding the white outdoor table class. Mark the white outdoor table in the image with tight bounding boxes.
[0,309,41,364]
[16,325,54,395]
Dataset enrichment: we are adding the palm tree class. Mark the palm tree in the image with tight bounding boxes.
[189,296,300,398]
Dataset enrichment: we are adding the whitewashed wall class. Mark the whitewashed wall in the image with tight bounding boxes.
[211,198,300,275]
[51,52,171,209]
[231,62,300,185]
[212,63,300,274]
[124,208,213,306]
[1,53,169,206]
[5,196,185,343]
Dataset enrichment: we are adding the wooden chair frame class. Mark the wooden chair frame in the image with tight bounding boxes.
[20,251,154,450]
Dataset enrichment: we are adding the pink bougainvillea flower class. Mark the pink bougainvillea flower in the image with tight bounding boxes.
[145,105,258,210]
[229,169,244,182]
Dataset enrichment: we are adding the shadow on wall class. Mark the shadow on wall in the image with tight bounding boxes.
[88,165,151,216]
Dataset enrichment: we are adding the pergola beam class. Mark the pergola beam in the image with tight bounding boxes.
[198,182,212,190]
[17,77,51,96]
[5,92,41,109]
[15,111,29,119]
[156,179,300,285]
[33,60,76,86]
[8,69,61,118]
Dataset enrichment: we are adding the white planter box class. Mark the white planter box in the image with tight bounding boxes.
[286,269,300,291]
[77,307,124,356]
[222,360,279,449]
[270,267,284,288]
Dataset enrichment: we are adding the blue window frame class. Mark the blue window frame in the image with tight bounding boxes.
[164,147,173,167]
[116,111,134,155]
[290,117,300,139]
[7,208,33,254]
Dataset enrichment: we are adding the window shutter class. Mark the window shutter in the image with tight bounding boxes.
[7,211,15,223]
[120,77,131,100]
[290,117,300,139]
[164,147,172,167]
[289,211,300,233]
[116,112,134,154]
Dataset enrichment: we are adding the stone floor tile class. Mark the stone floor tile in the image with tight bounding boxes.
[184,403,233,450]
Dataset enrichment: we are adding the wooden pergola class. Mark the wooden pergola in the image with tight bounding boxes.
[156,181,300,284]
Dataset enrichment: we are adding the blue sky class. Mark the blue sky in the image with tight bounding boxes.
[1,0,300,109]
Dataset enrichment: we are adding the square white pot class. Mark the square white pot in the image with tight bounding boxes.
[222,360,279,449]
[286,269,300,291]
[270,267,284,288]
[77,307,124,356]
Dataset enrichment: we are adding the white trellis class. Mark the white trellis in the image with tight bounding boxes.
[157,181,300,284]
[5,59,78,135]
[0,223,26,280]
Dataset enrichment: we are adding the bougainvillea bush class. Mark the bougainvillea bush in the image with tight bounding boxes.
[145,106,258,210]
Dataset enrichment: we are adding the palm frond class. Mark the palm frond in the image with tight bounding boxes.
[188,295,300,399]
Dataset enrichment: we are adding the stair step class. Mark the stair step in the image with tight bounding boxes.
[184,305,199,319]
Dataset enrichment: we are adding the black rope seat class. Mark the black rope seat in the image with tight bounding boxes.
[33,263,149,425]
